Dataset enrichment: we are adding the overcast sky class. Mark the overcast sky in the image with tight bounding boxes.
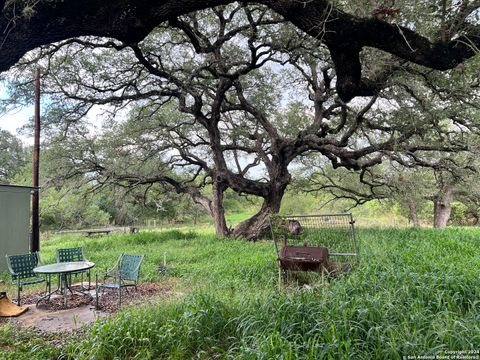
[0,82,32,138]
[0,81,36,146]
[0,107,31,134]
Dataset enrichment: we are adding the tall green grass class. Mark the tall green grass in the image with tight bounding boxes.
[1,227,480,359]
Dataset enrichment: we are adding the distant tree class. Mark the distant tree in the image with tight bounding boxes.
[303,156,480,228]
[40,185,111,230]
[8,155,112,229]
[426,167,480,228]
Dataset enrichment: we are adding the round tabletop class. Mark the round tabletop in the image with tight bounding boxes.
[33,261,95,274]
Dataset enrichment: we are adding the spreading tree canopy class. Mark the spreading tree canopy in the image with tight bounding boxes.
[0,0,479,101]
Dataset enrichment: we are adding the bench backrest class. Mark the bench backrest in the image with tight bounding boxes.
[5,252,40,280]
[270,213,358,262]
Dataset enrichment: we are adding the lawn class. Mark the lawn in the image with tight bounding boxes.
[1,227,480,359]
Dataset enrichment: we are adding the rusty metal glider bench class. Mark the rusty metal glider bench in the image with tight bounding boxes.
[270,213,358,285]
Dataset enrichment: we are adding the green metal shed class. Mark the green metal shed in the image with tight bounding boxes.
[0,185,33,272]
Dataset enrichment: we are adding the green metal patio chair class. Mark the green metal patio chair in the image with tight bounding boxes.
[96,253,144,307]
[56,247,91,289]
[5,252,49,306]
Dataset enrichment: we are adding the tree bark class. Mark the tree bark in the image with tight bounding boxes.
[232,181,287,240]
[407,198,420,227]
[433,184,454,228]
[211,181,230,237]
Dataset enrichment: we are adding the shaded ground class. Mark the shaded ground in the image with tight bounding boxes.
[95,282,172,313]
[1,282,173,333]
[21,282,171,312]
[9,302,103,333]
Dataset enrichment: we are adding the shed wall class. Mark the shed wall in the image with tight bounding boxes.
[0,186,31,271]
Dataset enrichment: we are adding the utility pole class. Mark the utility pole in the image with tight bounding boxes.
[31,68,40,252]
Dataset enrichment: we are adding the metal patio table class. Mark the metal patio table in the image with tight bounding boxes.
[33,261,95,307]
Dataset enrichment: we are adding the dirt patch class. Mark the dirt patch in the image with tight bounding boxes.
[19,285,94,311]
[38,293,93,311]
[0,282,175,334]
[95,282,171,313]
[9,282,172,313]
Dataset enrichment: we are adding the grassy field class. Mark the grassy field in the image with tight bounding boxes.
[1,227,480,359]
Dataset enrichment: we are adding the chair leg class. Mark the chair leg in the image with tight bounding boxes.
[63,274,68,307]
[95,274,99,310]
[117,287,121,307]
[47,274,52,300]
[17,281,21,306]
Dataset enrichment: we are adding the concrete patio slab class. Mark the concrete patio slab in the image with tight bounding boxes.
[9,303,106,332]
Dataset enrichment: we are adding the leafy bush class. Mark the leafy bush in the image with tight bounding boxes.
[40,187,111,230]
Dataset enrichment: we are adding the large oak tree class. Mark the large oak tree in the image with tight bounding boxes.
[4,3,478,239]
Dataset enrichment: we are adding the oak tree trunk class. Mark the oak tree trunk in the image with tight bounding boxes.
[232,182,287,240]
[190,181,229,237]
[232,198,281,241]
[407,198,420,227]
[211,181,230,237]
[433,185,454,228]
